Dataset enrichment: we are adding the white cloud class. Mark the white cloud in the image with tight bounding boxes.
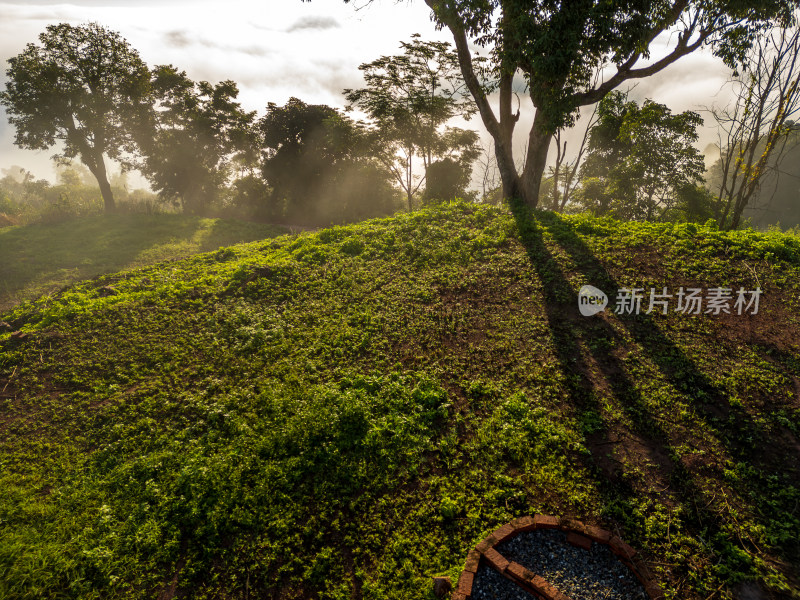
[0,0,738,184]
[286,15,339,33]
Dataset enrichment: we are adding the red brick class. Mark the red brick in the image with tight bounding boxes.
[584,525,612,544]
[506,561,535,585]
[631,560,653,586]
[559,518,585,534]
[511,515,537,532]
[533,514,561,529]
[645,582,665,600]
[450,593,467,600]
[456,571,474,596]
[620,557,635,572]
[609,536,637,560]
[491,523,516,544]
[483,546,510,572]
[516,581,546,600]
[529,574,561,599]
[528,574,548,593]
[464,549,481,573]
[475,535,496,553]
[566,532,592,551]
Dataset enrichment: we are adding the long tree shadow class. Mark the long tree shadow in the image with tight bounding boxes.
[538,210,800,473]
[508,203,799,596]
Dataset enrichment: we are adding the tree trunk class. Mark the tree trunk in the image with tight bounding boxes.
[428,4,529,207]
[645,189,655,221]
[98,175,116,213]
[559,165,576,211]
[551,131,562,210]
[426,0,559,211]
[520,110,554,209]
[406,150,414,212]
[730,194,746,229]
[730,211,742,230]
[86,149,116,213]
[493,135,523,204]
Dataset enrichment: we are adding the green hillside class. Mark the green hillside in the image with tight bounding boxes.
[1,203,799,600]
[0,213,289,311]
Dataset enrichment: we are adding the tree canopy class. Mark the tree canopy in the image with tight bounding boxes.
[579,91,705,221]
[138,66,256,215]
[259,97,398,224]
[0,22,151,212]
[415,0,799,209]
[344,35,480,210]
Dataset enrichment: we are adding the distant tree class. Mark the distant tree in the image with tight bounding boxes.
[0,189,13,218]
[674,183,719,223]
[138,66,257,215]
[55,163,95,187]
[226,174,271,220]
[710,16,800,229]
[260,98,343,221]
[0,23,151,212]
[574,176,613,217]
[578,92,705,221]
[109,169,129,192]
[259,98,397,224]
[0,166,29,184]
[56,167,84,189]
[731,127,800,228]
[422,158,471,203]
[344,35,481,210]
[0,167,51,209]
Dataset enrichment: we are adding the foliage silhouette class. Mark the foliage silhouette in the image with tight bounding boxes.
[1,22,151,212]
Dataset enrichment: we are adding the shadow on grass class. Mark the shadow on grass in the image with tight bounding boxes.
[0,213,288,312]
[538,210,800,470]
[509,202,799,596]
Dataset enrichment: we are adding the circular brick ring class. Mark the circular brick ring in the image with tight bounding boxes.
[452,515,665,600]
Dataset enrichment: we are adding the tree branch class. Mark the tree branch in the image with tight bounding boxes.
[572,1,712,107]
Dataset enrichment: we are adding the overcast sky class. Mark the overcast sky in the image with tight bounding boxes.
[0,0,736,185]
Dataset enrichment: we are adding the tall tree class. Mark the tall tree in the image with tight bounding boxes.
[710,15,800,229]
[344,35,480,210]
[412,0,798,210]
[138,66,256,215]
[259,98,397,224]
[0,22,151,212]
[579,91,705,220]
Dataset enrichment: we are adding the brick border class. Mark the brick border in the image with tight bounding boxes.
[452,515,664,600]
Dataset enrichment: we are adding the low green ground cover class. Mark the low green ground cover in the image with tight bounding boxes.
[1,203,798,599]
[0,213,287,310]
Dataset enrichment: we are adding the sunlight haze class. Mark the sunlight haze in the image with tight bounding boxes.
[0,0,734,184]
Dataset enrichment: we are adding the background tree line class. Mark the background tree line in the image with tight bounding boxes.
[3,9,800,231]
[0,22,482,227]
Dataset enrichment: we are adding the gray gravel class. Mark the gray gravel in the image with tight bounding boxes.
[494,529,649,600]
[471,564,537,600]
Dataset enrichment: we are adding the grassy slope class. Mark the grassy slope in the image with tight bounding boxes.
[1,203,799,600]
[0,213,288,311]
